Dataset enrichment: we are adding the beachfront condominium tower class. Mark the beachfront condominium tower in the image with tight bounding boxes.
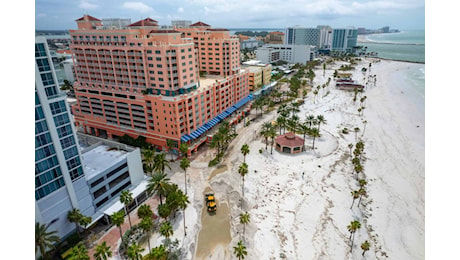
[35,37,88,239]
[332,27,358,53]
[317,25,333,50]
[172,20,192,28]
[284,26,320,47]
[69,15,250,155]
[36,37,148,248]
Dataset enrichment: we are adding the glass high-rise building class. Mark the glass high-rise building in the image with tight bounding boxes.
[35,37,87,239]
[284,27,320,47]
[35,38,147,245]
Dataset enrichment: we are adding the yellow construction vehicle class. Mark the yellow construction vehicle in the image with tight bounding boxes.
[205,192,217,212]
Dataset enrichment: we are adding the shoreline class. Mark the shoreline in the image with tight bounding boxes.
[362,56,425,65]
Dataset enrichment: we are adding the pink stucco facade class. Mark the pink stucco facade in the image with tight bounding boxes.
[70,16,250,153]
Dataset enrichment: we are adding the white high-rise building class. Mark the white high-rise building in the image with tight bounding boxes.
[171,20,192,28]
[35,37,88,240]
[317,25,333,50]
[35,37,146,248]
[256,44,316,65]
[284,26,320,47]
[102,18,132,29]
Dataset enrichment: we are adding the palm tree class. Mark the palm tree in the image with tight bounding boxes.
[350,190,360,209]
[233,240,248,260]
[137,204,153,219]
[166,139,175,160]
[159,221,174,249]
[78,215,92,236]
[309,127,320,150]
[276,116,286,135]
[316,115,327,131]
[127,242,145,260]
[67,208,83,238]
[177,191,190,236]
[67,242,89,260]
[139,217,154,253]
[147,172,171,205]
[179,143,189,158]
[145,245,168,260]
[180,157,190,194]
[348,143,354,157]
[313,90,318,103]
[347,220,362,251]
[239,212,250,241]
[120,190,134,229]
[209,131,224,155]
[354,163,364,180]
[261,122,272,150]
[154,153,171,175]
[238,162,249,197]
[305,114,315,127]
[93,241,112,260]
[35,222,60,259]
[240,144,250,163]
[110,211,125,243]
[298,121,310,152]
[361,240,371,256]
[354,127,360,141]
[361,120,368,137]
[351,157,360,167]
[358,188,367,207]
[358,179,367,188]
[268,126,277,154]
[142,147,156,175]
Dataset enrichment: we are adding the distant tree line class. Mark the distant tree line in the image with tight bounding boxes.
[235,31,269,37]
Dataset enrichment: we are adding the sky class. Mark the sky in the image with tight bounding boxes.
[35,0,425,31]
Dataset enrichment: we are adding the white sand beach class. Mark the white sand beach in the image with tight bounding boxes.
[144,57,425,260]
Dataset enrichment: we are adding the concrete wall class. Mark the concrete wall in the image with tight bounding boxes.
[36,187,75,239]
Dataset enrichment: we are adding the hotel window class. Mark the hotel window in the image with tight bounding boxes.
[36,58,51,72]
[40,73,55,86]
[155,50,161,54]
[156,57,161,61]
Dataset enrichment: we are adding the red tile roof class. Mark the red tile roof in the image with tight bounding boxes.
[275,132,304,147]
[149,30,180,34]
[128,18,158,27]
[75,15,101,22]
[190,21,211,27]
[270,32,284,35]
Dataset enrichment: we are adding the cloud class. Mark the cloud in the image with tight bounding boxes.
[37,13,47,18]
[178,7,184,13]
[79,0,99,10]
[122,2,154,13]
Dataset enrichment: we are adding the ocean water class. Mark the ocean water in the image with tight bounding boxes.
[360,30,425,63]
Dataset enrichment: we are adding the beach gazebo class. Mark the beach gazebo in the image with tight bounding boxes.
[275,132,304,154]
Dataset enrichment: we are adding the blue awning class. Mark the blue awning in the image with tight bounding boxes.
[180,135,191,142]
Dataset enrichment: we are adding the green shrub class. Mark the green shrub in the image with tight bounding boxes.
[342,128,349,134]
[259,148,263,154]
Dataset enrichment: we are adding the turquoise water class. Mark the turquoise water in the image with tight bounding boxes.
[361,30,425,63]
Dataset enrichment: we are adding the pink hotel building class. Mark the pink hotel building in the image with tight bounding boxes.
[70,15,252,155]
